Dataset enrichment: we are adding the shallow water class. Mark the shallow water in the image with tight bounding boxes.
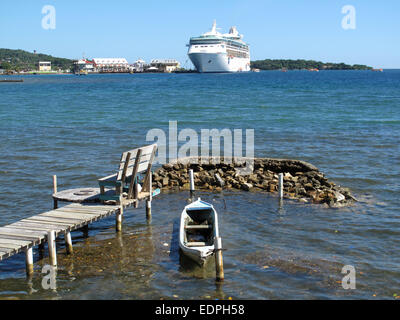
[0,71,399,299]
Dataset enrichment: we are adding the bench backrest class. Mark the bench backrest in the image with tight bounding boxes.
[117,144,157,194]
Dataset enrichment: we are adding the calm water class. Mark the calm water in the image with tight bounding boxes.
[0,71,399,299]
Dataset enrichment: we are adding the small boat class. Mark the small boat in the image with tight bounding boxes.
[179,198,219,265]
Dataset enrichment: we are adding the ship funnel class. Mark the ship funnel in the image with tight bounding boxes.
[229,26,239,36]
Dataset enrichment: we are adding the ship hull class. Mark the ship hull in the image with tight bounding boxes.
[188,52,250,73]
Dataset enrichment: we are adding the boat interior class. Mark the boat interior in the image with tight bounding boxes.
[184,208,214,247]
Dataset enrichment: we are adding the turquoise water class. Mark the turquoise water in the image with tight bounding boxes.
[0,71,399,299]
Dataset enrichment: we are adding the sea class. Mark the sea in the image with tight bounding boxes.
[0,70,399,299]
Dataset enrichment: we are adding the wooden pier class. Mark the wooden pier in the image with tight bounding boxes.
[0,202,136,275]
[0,144,158,276]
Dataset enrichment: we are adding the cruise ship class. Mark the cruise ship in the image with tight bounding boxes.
[187,21,250,73]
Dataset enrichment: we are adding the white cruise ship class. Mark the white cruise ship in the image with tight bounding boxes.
[187,21,250,73]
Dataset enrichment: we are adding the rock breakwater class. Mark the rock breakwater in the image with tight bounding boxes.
[153,157,356,207]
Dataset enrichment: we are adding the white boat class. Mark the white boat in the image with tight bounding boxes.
[187,21,250,73]
[179,198,219,265]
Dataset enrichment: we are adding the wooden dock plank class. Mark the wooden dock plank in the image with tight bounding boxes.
[0,200,128,265]
[40,213,98,223]
[24,216,77,227]
[37,213,86,223]
[8,223,65,233]
[0,243,20,250]
[0,227,47,237]
[0,234,40,244]
[49,210,101,219]
[55,208,110,215]
[0,238,32,246]
[11,221,67,232]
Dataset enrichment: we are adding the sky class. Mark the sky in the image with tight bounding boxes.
[0,0,399,68]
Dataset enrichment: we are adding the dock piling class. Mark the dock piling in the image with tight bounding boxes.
[48,230,57,267]
[214,236,224,282]
[53,175,58,209]
[278,173,284,200]
[146,173,152,220]
[25,247,34,276]
[64,230,73,254]
[189,169,195,197]
[116,207,123,232]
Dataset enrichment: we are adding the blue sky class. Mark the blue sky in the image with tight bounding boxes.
[0,0,398,68]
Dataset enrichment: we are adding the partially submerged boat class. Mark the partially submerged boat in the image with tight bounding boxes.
[179,198,219,265]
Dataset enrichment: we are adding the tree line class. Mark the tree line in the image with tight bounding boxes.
[0,48,74,71]
[250,59,372,70]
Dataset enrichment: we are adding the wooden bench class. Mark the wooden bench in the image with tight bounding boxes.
[98,144,158,205]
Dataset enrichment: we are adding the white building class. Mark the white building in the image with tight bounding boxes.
[93,58,129,72]
[132,59,146,72]
[74,59,95,73]
[150,59,180,73]
[38,61,51,71]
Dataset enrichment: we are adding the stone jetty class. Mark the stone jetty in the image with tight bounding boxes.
[153,157,356,207]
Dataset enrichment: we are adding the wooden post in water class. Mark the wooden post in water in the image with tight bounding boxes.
[25,247,34,276]
[146,172,152,220]
[53,175,58,209]
[48,230,57,267]
[189,169,195,197]
[64,230,73,254]
[278,173,284,200]
[116,206,123,232]
[214,236,224,282]
[134,180,139,208]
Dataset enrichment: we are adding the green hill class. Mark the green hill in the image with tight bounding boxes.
[250,59,372,70]
[0,48,74,71]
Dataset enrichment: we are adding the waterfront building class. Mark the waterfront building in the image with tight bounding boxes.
[132,59,146,72]
[38,61,51,71]
[74,59,95,73]
[150,59,180,73]
[93,58,129,73]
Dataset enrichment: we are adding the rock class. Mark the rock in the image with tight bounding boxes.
[304,183,314,191]
[162,177,169,187]
[241,183,253,191]
[181,183,190,190]
[284,172,293,180]
[155,157,355,207]
[269,184,277,192]
[333,191,345,202]
[162,163,174,171]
